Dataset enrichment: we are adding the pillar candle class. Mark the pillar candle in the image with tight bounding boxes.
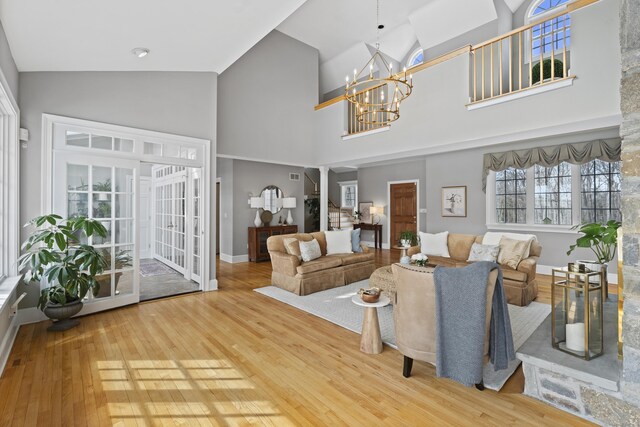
[566,322,585,352]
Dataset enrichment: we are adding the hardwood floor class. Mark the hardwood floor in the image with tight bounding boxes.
[0,250,595,426]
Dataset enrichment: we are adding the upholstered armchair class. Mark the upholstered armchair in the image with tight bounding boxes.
[391,263,497,388]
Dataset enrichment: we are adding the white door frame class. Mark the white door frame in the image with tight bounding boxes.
[386,179,420,248]
[41,114,214,299]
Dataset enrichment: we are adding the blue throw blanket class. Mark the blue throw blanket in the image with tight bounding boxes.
[433,261,515,387]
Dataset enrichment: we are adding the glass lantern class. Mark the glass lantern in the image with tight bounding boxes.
[551,267,604,360]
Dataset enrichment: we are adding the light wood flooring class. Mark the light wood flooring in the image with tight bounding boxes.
[0,249,597,426]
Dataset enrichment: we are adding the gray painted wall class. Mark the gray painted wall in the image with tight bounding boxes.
[358,160,427,245]
[0,20,18,101]
[18,71,218,307]
[217,30,319,166]
[217,157,234,257]
[220,158,306,257]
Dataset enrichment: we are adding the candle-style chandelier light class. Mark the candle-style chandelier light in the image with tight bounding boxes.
[345,0,413,126]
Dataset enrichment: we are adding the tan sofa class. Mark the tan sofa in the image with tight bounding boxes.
[392,263,497,381]
[407,233,541,306]
[267,232,376,295]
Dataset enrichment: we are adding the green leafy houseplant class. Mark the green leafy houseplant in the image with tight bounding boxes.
[305,197,321,231]
[19,214,108,310]
[399,231,418,247]
[566,220,621,264]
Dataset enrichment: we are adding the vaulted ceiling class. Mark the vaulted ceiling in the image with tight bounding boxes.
[0,0,531,86]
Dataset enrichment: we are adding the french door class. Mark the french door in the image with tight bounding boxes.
[54,153,140,314]
[151,165,203,284]
[154,166,187,274]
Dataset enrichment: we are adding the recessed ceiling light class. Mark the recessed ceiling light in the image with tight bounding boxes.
[131,47,150,58]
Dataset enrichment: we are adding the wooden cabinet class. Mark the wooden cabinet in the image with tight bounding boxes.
[248,225,298,262]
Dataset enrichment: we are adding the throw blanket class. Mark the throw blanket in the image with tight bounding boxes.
[433,261,515,387]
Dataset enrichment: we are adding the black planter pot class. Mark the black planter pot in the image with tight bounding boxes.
[43,299,83,331]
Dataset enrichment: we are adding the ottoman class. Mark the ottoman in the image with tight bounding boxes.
[369,266,396,300]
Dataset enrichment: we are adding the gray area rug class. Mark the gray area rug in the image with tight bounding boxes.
[139,260,178,277]
[254,280,550,391]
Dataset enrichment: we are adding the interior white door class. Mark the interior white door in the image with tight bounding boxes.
[53,152,140,315]
[153,167,187,275]
[191,169,202,283]
[139,177,152,259]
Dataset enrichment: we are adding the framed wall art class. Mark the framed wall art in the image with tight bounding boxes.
[441,186,467,217]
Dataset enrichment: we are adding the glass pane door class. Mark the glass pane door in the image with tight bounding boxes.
[191,169,202,283]
[54,153,139,314]
[153,167,187,274]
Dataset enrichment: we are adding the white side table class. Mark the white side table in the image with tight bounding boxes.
[351,294,391,354]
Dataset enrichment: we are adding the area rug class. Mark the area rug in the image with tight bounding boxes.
[254,280,550,391]
[139,260,178,277]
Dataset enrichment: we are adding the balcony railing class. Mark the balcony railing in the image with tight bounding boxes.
[469,0,595,104]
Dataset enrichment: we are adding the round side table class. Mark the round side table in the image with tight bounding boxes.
[393,246,411,264]
[351,294,391,354]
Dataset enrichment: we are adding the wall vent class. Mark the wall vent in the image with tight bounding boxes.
[289,172,301,181]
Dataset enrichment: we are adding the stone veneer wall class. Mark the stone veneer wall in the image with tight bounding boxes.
[621,0,640,410]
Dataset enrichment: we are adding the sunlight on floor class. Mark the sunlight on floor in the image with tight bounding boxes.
[97,359,292,424]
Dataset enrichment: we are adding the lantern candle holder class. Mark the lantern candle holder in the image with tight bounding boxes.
[551,267,604,360]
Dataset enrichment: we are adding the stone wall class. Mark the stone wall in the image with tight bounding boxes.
[621,0,640,410]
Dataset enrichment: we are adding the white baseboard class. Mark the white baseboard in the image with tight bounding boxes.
[0,315,19,376]
[17,307,48,325]
[208,279,218,291]
[361,240,391,250]
[537,264,618,284]
[219,253,250,263]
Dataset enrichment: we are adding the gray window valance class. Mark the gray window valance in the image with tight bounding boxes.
[482,138,621,191]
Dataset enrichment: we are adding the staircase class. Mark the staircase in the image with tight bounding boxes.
[329,201,354,230]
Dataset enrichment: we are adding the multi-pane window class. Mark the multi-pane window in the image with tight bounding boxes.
[491,159,622,226]
[495,168,527,224]
[534,162,572,225]
[580,159,621,223]
[530,0,571,57]
[341,184,357,209]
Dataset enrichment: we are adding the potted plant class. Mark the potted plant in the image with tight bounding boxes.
[19,214,108,331]
[567,220,621,285]
[95,249,133,298]
[399,231,418,248]
[532,58,564,85]
[353,210,362,224]
[93,179,111,201]
[304,197,321,231]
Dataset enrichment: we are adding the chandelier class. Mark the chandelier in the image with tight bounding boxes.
[345,0,413,126]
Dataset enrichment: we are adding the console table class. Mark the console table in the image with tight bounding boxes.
[248,225,298,262]
[353,223,382,249]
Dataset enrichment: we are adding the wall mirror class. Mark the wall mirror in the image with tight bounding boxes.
[261,185,283,213]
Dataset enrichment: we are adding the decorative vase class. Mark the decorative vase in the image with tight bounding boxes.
[577,260,608,287]
[254,210,262,227]
[286,209,294,225]
[43,299,83,332]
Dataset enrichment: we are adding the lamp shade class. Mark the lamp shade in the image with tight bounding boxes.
[369,206,382,215]
[282,197,297,209]
[249,197,263,209]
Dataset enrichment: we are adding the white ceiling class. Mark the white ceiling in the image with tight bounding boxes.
[0,0,308,72]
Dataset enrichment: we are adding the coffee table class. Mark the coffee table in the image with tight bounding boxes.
[351,294,391,354]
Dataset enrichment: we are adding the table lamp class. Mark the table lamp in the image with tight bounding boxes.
[282,197,297,225]
[250,196,264,227]
[369,206,382,224]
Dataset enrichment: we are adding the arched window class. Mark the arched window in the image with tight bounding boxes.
[406,49,424,68]
[527,0,571,58]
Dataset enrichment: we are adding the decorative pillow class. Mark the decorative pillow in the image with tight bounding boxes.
[467,243,500,262]
[299,239,322,262]
[483,232,536,258]
[351,228,363,253]
[283,237,302,261]
[418,231,450,258]
[497,236,529,269]
[325,230,353,255]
